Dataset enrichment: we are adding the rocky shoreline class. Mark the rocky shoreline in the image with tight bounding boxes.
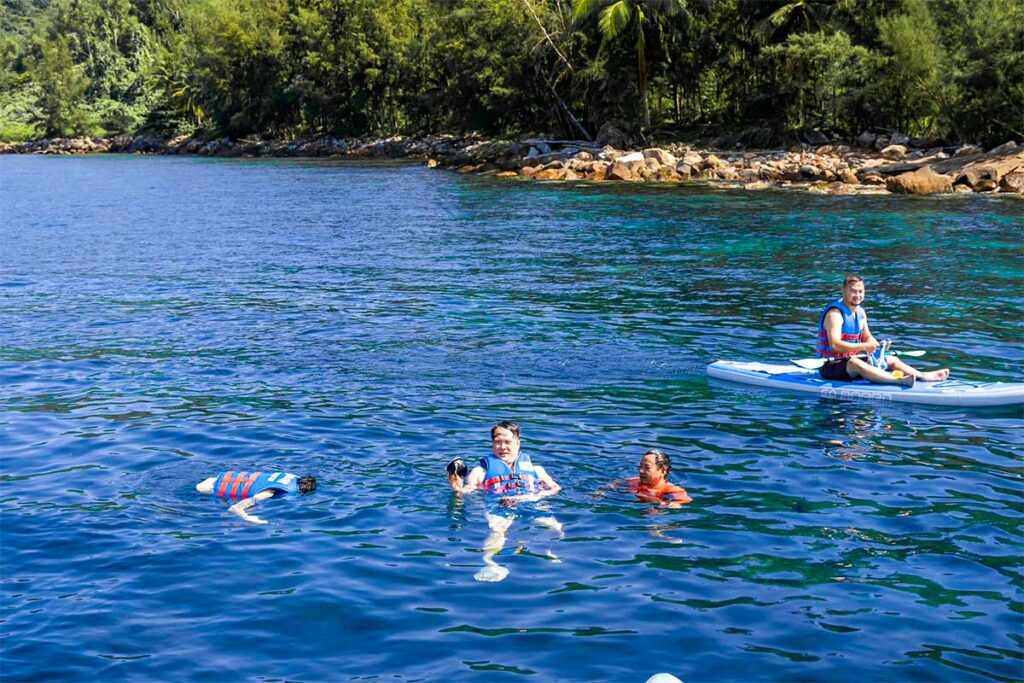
[3,132,1022,195]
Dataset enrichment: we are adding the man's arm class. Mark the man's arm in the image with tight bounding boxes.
[228,490,275,525]
[196,477,215,494]
[449,465,485,494]
[824,309,877,354]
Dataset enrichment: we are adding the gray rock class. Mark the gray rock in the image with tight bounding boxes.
[596,122,630,149]
[890,131,910,146]
[857,131,878,147]
[954,144,983,157]
[988,141,1019,155]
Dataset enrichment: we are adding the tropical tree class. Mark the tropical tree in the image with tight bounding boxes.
[572,0,683,129]
[29,35,95,136]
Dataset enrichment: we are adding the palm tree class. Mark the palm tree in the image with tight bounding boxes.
[573,0,683,129]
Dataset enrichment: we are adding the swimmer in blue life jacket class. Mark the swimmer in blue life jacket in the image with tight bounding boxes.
[196,470,317,525]
[447,421,562,582]
[816,274,950,385]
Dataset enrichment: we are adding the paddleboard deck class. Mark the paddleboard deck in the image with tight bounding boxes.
[707,360,1024,407]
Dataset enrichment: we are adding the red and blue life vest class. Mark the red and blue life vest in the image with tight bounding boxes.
[212,471,300,500]
[816,299,867,358]
[480,453,541,495]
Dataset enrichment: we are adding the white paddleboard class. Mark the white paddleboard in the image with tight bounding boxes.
[707,360,1024,407]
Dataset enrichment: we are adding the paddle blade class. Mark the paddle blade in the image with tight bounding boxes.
[791,358,826,370]
[893,349,926,357]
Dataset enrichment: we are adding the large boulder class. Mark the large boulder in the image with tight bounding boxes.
[881,144,908,160]
[889,131,910,146]
[702,154,728,170]
[596,122,630,149]
[856,131,877,148]
[606,161,638,181]
[615,151,645,163]
[988,141,1018,155]
[1000,172,1024,193]
[680,151,703,167]
[800,129,830,145]
[840,169,860,185]
[886,167,954,194]
[587,161,610,180]
[643,147,677,167]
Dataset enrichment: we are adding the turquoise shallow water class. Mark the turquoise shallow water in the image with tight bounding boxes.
[1,155,1022,681]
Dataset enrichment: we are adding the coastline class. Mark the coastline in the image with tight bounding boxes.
[3,133,1022,196]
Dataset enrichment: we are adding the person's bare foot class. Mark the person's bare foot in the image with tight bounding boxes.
[918,368,950,382]
[897,374,916,387]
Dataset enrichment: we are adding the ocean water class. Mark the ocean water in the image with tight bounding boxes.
[1,154,1022,682]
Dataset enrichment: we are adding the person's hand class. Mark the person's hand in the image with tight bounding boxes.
[862,338,879,352]
[447,473,464,491]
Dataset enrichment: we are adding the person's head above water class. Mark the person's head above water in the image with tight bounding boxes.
[490,421,521,465]
[639,449,671,487]
[297,475,318,494]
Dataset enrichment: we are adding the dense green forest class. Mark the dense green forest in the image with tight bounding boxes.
[1,0,1021,145]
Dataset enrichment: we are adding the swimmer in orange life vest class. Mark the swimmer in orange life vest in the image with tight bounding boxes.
[618,450,691,508]
[447,421,562,582]
[196,471,317,524]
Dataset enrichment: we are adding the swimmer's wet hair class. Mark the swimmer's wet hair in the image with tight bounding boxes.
[491,421,520,440]
[644,450,671,474]
[298,476,317,494]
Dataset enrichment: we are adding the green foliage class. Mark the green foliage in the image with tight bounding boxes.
[30,35,98,136]
[762,31,871,132]
[0,0,1019,143]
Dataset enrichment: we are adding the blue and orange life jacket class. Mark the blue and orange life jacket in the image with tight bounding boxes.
[480,453,541,495]
[212,471,300,500]
[815,299,867,358]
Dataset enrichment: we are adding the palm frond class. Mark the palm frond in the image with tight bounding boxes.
[599,0,632,39]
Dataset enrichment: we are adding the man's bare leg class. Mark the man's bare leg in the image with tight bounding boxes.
[847,357,916,386]
[888,357,950,382]
[475,513,513,582]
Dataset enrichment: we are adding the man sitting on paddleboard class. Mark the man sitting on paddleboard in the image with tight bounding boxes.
[447,421,562,582]
[817,275,950,386]
[196,470,317,524]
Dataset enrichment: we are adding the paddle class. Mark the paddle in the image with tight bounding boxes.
[791,349,926,370]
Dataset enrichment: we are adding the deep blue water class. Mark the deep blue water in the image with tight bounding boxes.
[1,154,1022,682]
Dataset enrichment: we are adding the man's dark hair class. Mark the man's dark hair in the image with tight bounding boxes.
[298,476,318,494]
[491,421,521,440]
[843,274,864,289]
[644,449,672,475]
